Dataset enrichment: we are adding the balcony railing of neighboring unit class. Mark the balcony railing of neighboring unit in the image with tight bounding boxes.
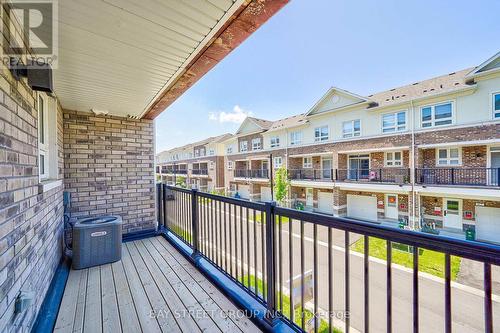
[336,168,411,184]
[234,169,269,179]
[416,167,500,187]
[157,184,500,333]
[288,169,334,181]
[191,169,208,175]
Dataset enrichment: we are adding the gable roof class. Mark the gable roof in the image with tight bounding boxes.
[235,116,274,135]
[465,51,500,79]
[305,86,371,116]
[267,113,308,132]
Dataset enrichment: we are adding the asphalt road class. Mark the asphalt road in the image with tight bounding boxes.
[166,195,500,333]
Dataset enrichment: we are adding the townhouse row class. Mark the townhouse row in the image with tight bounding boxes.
[156,52,500,243]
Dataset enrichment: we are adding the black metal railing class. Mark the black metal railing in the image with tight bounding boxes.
[191,168,208,175]
[158,184,500,333]
[288,168,334,181]
[234,169,269,179]
[336,168,411,184]
[416,168,500,187]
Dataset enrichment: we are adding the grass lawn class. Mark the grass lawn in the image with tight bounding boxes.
[239,275,342,333]
[169,224,192,244]
[249,212,290,225]
[351,237,461,280]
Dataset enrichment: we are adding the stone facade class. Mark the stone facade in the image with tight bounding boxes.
[63,110,156,233]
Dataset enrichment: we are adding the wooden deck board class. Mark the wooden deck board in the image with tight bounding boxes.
[54,237,261,333]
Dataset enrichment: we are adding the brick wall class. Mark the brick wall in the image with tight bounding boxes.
[0,77,64,330]
[238,133,263,152]
[63,110,155,233]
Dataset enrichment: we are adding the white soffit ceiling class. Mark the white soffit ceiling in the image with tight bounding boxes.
[54,0,243,118]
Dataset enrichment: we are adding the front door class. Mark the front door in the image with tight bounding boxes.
[385,194,399,220]
[349,155,370,180]
[443,199,462,229]
[490,149,500,185]
[306,188,314,207]
[322,158,332,179]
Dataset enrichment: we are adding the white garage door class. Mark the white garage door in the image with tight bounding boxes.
[238,185,250,199]
[317,192,334,214]
[476,207,500,244]
[261,186,272,202]
[347,195,378,222]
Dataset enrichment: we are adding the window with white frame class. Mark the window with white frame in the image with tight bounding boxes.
[273,156,283,168]
[209,148,215,156]
[437,148,461,166]
[270,136,280,148]
[314,125,329,142]
[421,102,453,128]
[226,145,233,154]
[290,131,302,145]
[385,151,403,167]
[303,157,312,168]
[38,94,48,180]
[494,93,500,119]
[382,111,406,133]
[38,94,57,181]
[252,138,262,150]
[342,120,361,138]
[227,161,234,170]
[239,141,248,152]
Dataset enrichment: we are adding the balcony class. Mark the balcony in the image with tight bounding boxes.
[289,169,334,181]
[336,168,411,184]
[191,168,209,176]
[234,169,269,179]
[416,168,500,187]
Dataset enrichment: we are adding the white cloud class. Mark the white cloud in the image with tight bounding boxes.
[209,105,252,124]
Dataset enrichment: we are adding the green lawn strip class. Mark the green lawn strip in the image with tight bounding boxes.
[168,224,192,244]
[248,212,290,225]
[351,237,460,280]
[239,275,341,333]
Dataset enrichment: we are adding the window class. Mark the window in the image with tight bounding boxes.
[437,148,461,166]
[494,93,500,118]
[38,95,48,180]
[303,157,312,168]
[273,156,282,168]
[270,136,280,148]
[199,148,206,156]
[382,111,406,133]
[385,151,403,167]
[194,149,199,157]
[342,120,361,138]
[226,145,233,154]
[290,131,302,145]
[239,141,248,152]
[421,102,453,128]
[227,161,234,170]
[314,126,329,141]
[252,138,262,150]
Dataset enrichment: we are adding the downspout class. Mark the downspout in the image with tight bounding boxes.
[410,100,417,230]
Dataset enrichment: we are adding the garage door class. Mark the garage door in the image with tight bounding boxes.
[476,207,500,244]
[317,192,334,214]
[347,195,378,222]
[238,185,250,199]
[261,186,272,202]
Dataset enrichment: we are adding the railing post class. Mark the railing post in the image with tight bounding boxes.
[451,168,455,185]
[162,184,167,228]
[191,188,199,256]
[265,201,277,324]
[379,168,382,182]
[497,168,500,186]
[156,183,162,226]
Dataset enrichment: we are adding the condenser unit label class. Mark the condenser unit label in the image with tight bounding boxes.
[91,231,107,237]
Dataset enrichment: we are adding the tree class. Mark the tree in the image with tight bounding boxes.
[175,176,187,188]
[273,166,290,206]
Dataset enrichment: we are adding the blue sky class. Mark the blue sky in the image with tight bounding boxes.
[155,0,500,153]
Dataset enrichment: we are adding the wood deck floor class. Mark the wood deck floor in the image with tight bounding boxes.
[54,236,261,333]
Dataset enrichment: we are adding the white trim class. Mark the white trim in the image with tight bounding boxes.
[305,86,370,116]
[384,151,403,167]
[381,110,407,133]
[337,146,410,154]
[418,138,500,149]
[302,157,312,169]
[334,182,412,193]
[342,119,361,138]
[419,100,455,129]
[38,179,63,193]
[416,186,500,201]
[465,51,500,79]
[435,147,462,166]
